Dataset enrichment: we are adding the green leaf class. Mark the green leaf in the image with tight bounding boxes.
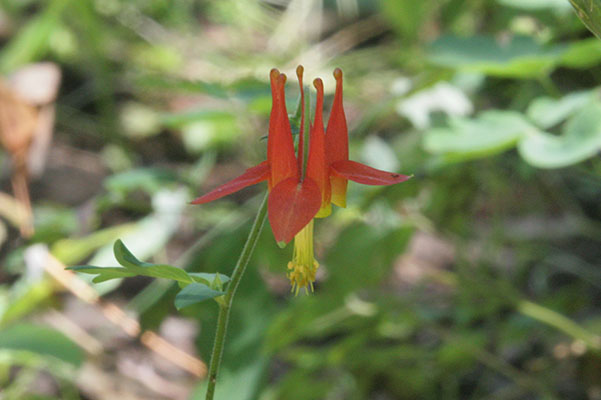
[560,38,601,69]
[0,280,54,327]
[526,90,595,129]
[427,35,565,78]
[70,239,192,284]
[424,111,536,160]
[518,102,601,168]
[70,240,232,293]
[174,283,224,309]
[188,272,231,286]
[570,0,601,39]
[0,324,84,366]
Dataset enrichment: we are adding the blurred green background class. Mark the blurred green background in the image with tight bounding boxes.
[1,0,601,399]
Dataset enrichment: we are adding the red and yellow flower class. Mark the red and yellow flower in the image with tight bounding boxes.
[192,67,411,293]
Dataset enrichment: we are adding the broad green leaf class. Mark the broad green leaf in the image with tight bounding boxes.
[570,0,601,39]
[424,111,536,160]
[70,240,231,297]
[428,35,565,78]
[0,324,84,366]
[174,283,224,309]
[526,90,595,129]
[518,102,601,168]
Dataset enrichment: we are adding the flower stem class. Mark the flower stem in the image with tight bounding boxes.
[205,193,268,400]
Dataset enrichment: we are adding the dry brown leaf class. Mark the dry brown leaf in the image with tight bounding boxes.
[0,62,61,237]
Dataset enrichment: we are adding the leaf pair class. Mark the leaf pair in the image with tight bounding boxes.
[69,240,230,309]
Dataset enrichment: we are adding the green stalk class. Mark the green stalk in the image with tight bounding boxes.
[205,193,268,400]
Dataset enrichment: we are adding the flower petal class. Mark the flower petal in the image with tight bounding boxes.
[191,161,269,204]
[267,69,298,189]
[296,65,305,177]
[268,177,321,244]
[325,69,349,208]
[330,160,411,185]
[325,68,349,166]
[307,78,331,217]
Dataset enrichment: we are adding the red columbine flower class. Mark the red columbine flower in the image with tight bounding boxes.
[192,67,411,293]
[192,68,321,245]
[286,69,411,293]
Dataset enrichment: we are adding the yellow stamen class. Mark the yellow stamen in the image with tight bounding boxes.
[287,219,319,295]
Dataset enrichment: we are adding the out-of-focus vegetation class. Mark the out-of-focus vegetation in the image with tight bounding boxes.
[1,0,601,399]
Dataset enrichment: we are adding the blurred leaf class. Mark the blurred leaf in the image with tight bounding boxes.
[51,223,135,265]
[570,0,601,39]
[428,35,565,78]
[135,75,229,98]
[0,280,54,327]
[518,102,601,168]
[424,111,536,160]
[119,102,162,139]
[104,168,179,195]
[161,109,235,129]
[526,90,596,129]
[0,0,69,73]
[0,323,84,366]
[498,0,572,11]
[174,283,224,309]
[379,0,434,40]
[31,205,78,243]
[131,44,182,73]
[560,38,601,68]
[437,332,486,369]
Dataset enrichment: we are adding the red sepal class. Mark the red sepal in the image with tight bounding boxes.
[191,161,269,204]
[330,160,411,185]
[267,70,297,189]
[268,177,321,244]
[306,78,331,210]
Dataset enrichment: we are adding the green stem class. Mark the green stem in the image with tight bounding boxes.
[517,300,601,351]
[205,193,268,400]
